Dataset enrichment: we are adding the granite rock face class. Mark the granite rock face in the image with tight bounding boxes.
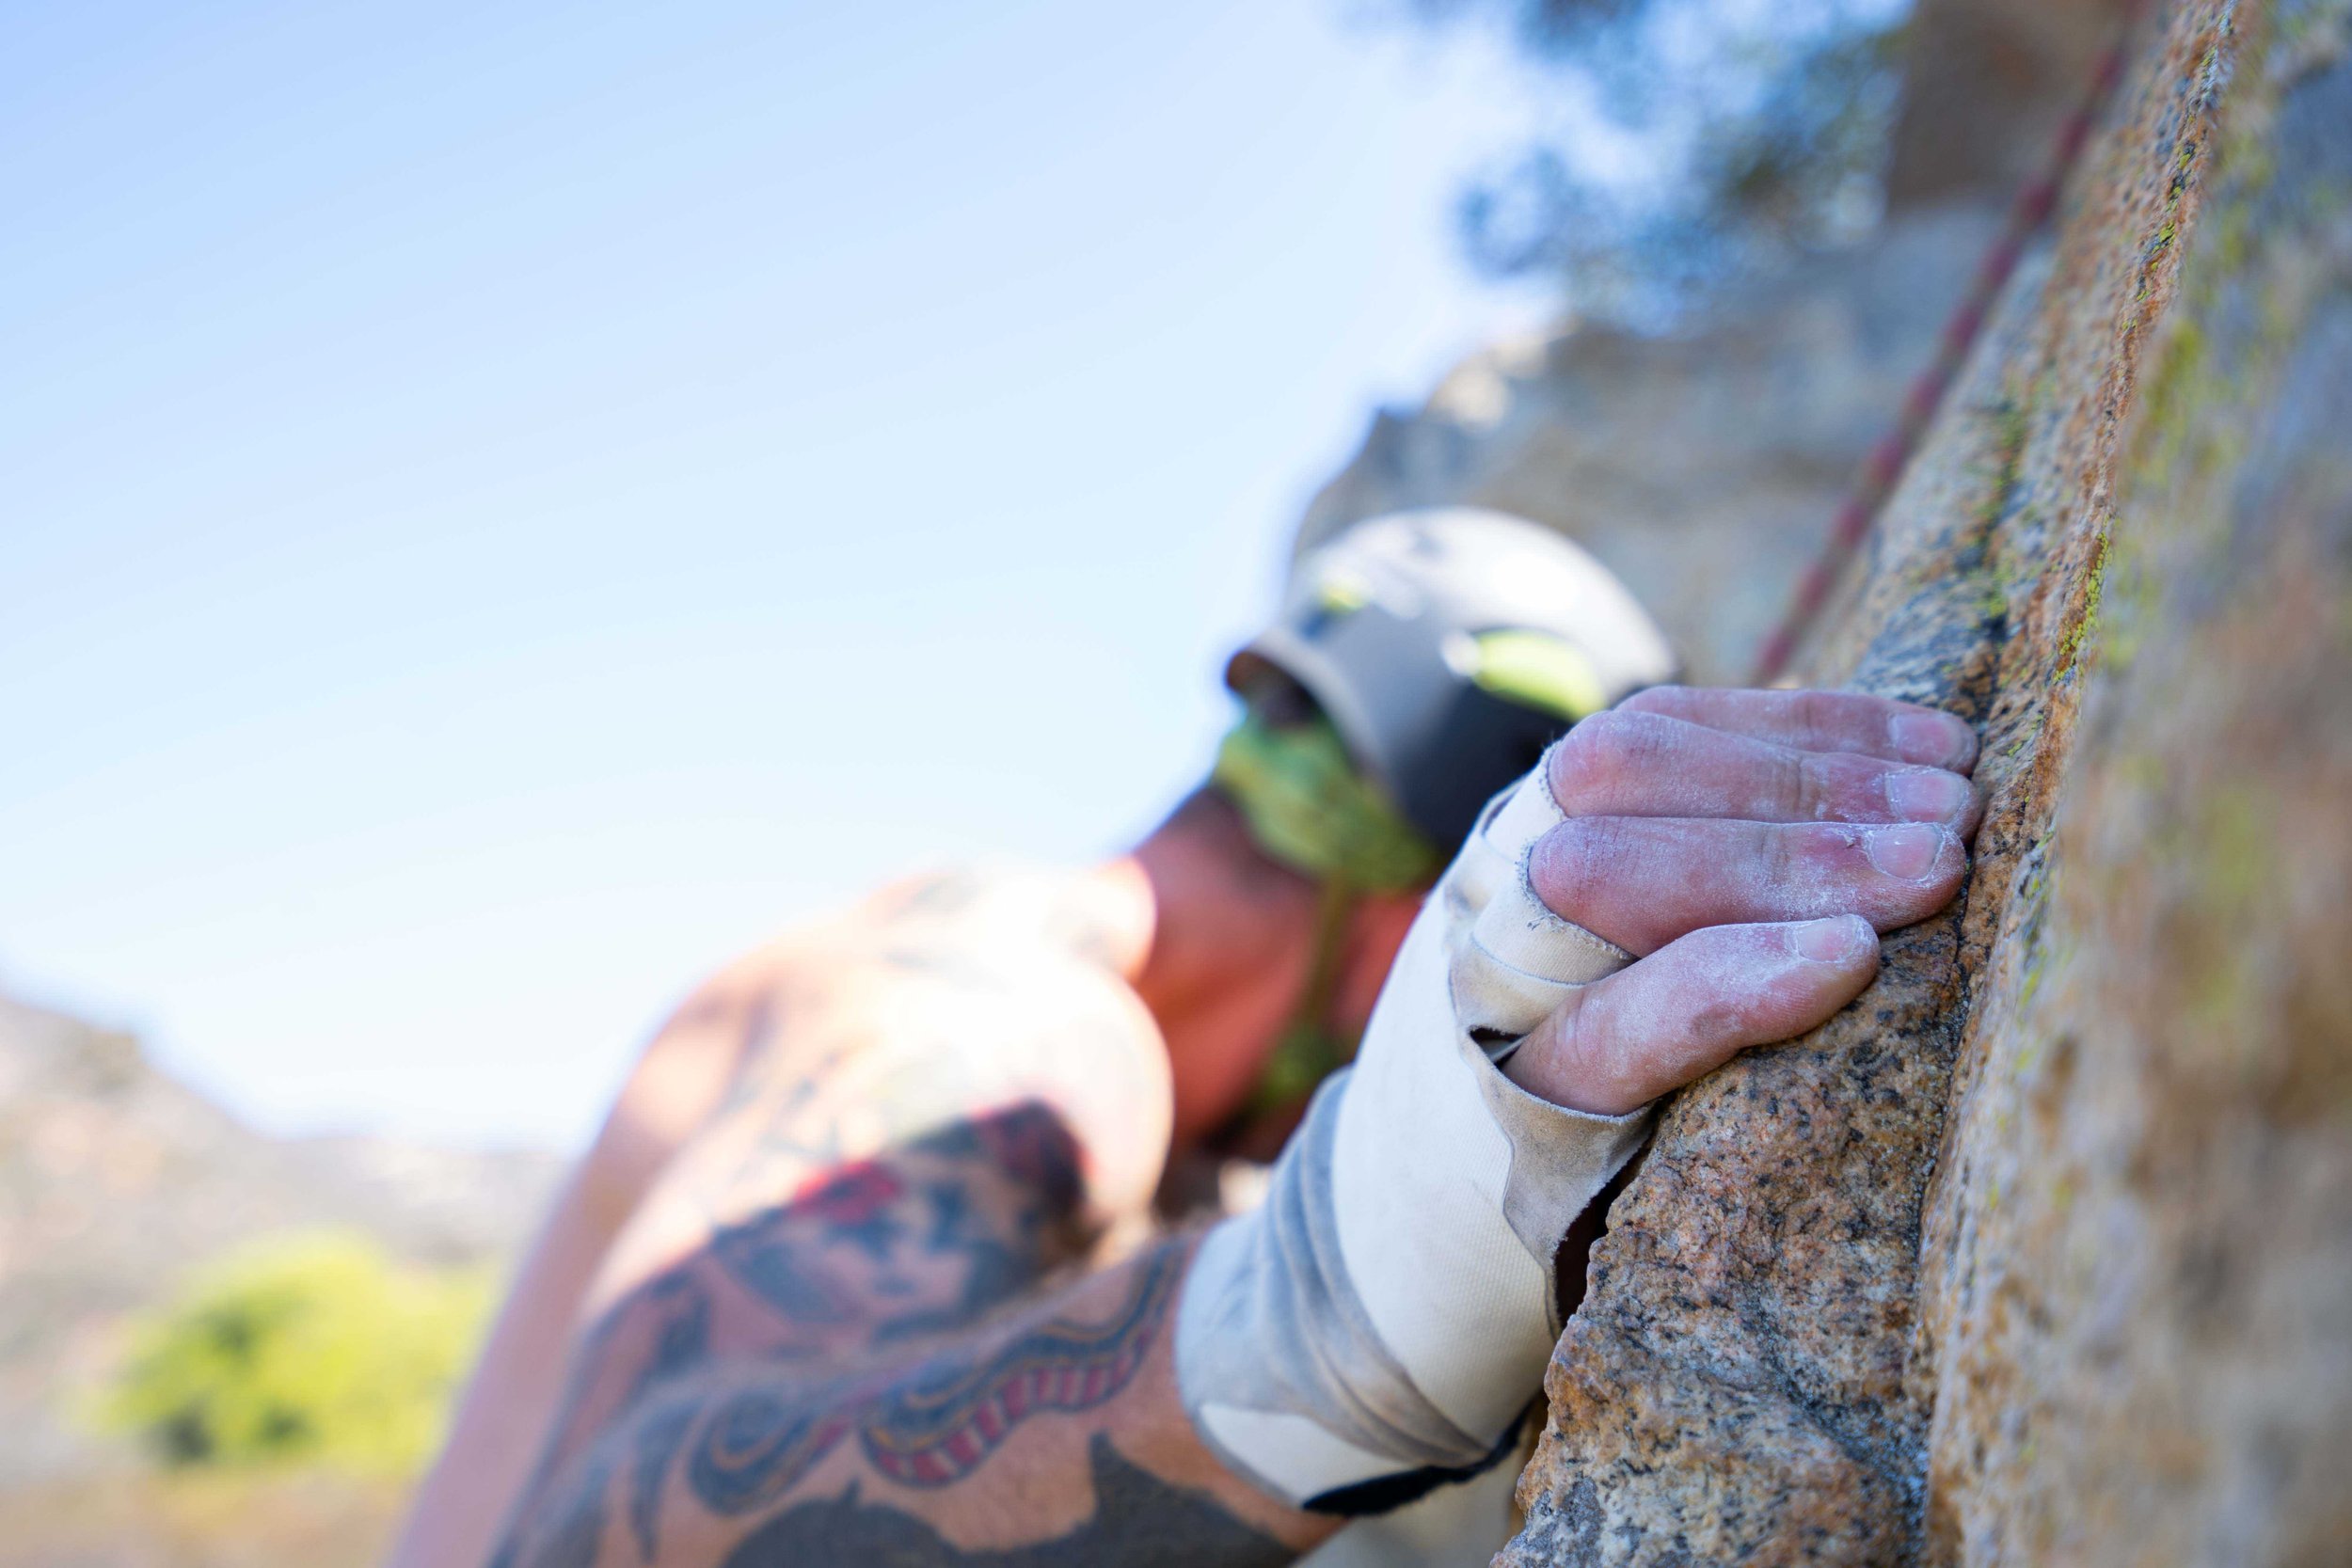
[1500,0,2352,1562]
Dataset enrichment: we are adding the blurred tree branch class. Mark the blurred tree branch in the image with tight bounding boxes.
[1382,0,2111,327]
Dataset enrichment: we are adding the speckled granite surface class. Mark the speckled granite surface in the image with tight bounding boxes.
[1501,1,2352,1560]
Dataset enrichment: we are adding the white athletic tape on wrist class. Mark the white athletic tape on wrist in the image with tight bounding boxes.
[1177,759,1655,1511]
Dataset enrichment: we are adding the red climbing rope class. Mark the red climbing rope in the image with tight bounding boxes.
[1747,26,2137,685]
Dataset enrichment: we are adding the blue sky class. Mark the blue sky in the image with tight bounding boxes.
[1,1,1558,1151]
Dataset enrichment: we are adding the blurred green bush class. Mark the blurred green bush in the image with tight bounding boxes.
[97,1231,494,1476]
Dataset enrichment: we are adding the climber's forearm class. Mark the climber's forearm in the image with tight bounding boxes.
[501,1236,1325,1568]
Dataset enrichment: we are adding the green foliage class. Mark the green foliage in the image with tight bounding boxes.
[97,1231,494,1477]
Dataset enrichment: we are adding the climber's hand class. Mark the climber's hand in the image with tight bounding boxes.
[1504,687,1980,1116]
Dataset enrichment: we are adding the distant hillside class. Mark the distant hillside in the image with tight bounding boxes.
[0,990,559,1565]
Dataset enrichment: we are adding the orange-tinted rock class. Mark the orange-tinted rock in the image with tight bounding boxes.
[1502,0,2352,1560]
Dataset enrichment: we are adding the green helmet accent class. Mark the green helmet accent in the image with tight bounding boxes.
[1459,628,1609,723]
[1211,705,1443,894]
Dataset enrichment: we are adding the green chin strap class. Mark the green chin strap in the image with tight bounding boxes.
[1211,708,1442,895]
[1210,706,1443,1116]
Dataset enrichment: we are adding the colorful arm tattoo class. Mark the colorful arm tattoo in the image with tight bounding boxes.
[686,1244,1182,1511]
[500,1243,1289,1568]
[489,867,1294,1567]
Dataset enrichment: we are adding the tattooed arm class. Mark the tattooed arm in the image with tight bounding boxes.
[482,914,1327,1564]
[394,866,1157,1568]
[502,1227,1318,1568]
[432,865,1321,1567]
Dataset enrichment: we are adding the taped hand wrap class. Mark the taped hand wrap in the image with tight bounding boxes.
[1176,760,1657,1513]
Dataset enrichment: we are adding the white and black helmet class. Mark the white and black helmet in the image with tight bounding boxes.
[1228,507,1678,850]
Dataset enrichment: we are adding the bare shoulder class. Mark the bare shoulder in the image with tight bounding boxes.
[850,861,1145,974]
[667,861,1137,1043]
[669,862,1171,1239]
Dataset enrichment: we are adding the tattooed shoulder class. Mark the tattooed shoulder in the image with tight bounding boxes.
[859,863,1137,974]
